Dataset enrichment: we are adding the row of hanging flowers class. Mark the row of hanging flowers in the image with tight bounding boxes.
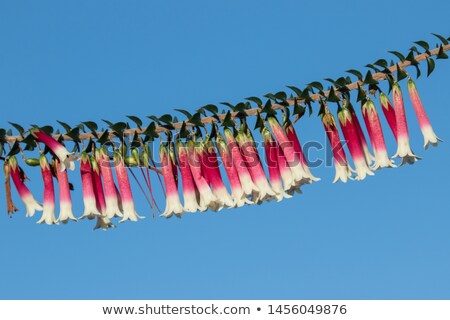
[0,34,448,230]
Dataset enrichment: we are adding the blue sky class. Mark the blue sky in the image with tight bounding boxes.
[0,0,449,299]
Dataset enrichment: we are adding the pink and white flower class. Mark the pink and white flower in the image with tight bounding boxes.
[407,78,442,149]
[55,160,77,224]
[379,92,397,140]
[392,82,421,165]
[91,155,115,230]
[361,100,396,170]
[262,128,292,201]
[322,112,353,183]
[8,156,43,217]
[338,103,374,180]
[79,152,101,220]
[37,154,58,225]
[96,147,123,218]
[347,103,375,166]
[31,129,77,171]
[160,144,184,217]
[114,150,144,222]
[216,134,253,207]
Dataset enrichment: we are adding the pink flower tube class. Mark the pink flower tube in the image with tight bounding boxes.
[160,144,184,217]
[267,116,308,184]
[8,156,43,217]
[347,103,374,166]
[186,140,221,211]
[276,144,297,193]
[262,128,292,202]
[79,152,101,220]
[177,140,205,212]
[216,134,253,207]
[283,118,320,182]
[55,160,77,224]
[322,112,353,183]
[203,139,234,208]
[338,104,374,180]
[90,155,115,231]
[236,129,275,203]
[379,92,398,140]
[114,151,144,222]
[37,154,58,225]
[407,78,442,149]
[392,82,421,165]
[31,129,77,171]
[361,100,396,170]
[223,128,259,199]
[96,147,123,218]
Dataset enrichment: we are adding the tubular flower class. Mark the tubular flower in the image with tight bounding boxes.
[216,134,253,207]
[203,139,234,208]
[347,103,375,166]
[91,156,115,231]
[37,154,58,225]
[267,116,309,184]
[31,129,77,171]
[160,144,184,217]
[379,92,398,140]
[275,143,297,192]
[322,112,353,183]
[236,129,275,203]
[338,104,374,180]
[79,153,101,220]
[262,128,292,201]
[361,100,396,170]
[55,160,77,224]
[8,156,43,217]
[392,82,421,165]
[186,140,221,211]
[176,140,204,212]
[96,147,123,218]
[114,151,144,222]
[3,161,18,215]
[407,78,442,149]
[283,117,320,182]
[223,128,260,198]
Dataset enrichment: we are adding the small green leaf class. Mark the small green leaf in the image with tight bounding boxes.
[253,112,265,131]
[365,64,380,72]
[307,81,324,91]
[179,121,189,138]
[82,121,98,132]
[57,120,72,132]
[396,63,408,81]
[221,111,235,127]
[202,104,219,114]
[326,87,340,103]
[286,86,303,98]
[245,96,263,106]
[188,112,203,127]
[174,109,193,119]
[274,91,287,101]
[346,69,363,81]
[409,46,420,54]
[97,130,110,145]
[437,45,448,59]
[7,141,20,157]
[126,115,143,129]
[102,119,113,127]
[388,50,406,62]
[159,114,173,124]
[324,78,337,86]
[8,122,25,135]
[426,57,435,77]
[374,59,388,68]
[431,33,449,45]
[363,71,379,85]
[292,98,306,119]
[414,40,430,53]
[142,122,158,142]
[40,126,54,135]
[264,93,277,101]
[220,102,235,109]
[261,99,276,116]
[356,83,366,102]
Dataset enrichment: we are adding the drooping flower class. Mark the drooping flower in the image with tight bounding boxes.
[202,138,234,208]
[361,99,396,170]
[3,161,18,215]
[114,150,144,222]
[96,147,123,218]
[338,102,374,180]
[379,92,397,140]
[283,116,320,182]
[54,160,77,224]
[37,154,58,225]
[186,140,221,211]
[275,143,297,192]
[392,82,421,165]
[321,111,353,183]
[8,156,43,217]
[236,128,275,203]
[407,78,442,149]
[261,127,292,201]
[91,155,115,231]
[176,140,205,212]
[223,128,260,199]
[267,116,309,185]
[216,133,253,207]
[160,144,184,217]
[347,103,375,166]
[31,129,77,171]
[79,152,102,220]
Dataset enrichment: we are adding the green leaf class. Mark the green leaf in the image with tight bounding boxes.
[426,57,435,77]
[82,121,98,132]
[365,64,381,72]
[220,102,235,109]
[264,93,277,101]
[261,99,276,116]
[188,112,203,127]
[102,119,113,127]
[253,112,265,131]
[8,122,25,135]
[245,96,263,106]
[179,121,189,138]
[324,78,337,86]
[388,50,406,62]
[374,59,388,68]
[202,104,219,114]
[7,141,20,157]
[126,115,143,129]
[396,63,408,81]
[405,51,419,65]
[363,70,379,85]
[274,91,287,101]
[292,98,306,119]
[97,130,110,145]
[142,122,158,142]
[40,126,54,135]
[147,115,161,124]
[409,46,420,54]
[431,33,449,45]
[326,87,340,103]
[221,111,235,127]
[307,81,324,91]
[159,114,173,124]
[57,120,71,132]
[356,83,366,102]
[414,40,430,53]
[174,109,193,119]
[437,45,448,59]
[286,86,303,98]
[346,69,363,81]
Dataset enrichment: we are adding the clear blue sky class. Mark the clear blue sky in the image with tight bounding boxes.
[0,0,449,299]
